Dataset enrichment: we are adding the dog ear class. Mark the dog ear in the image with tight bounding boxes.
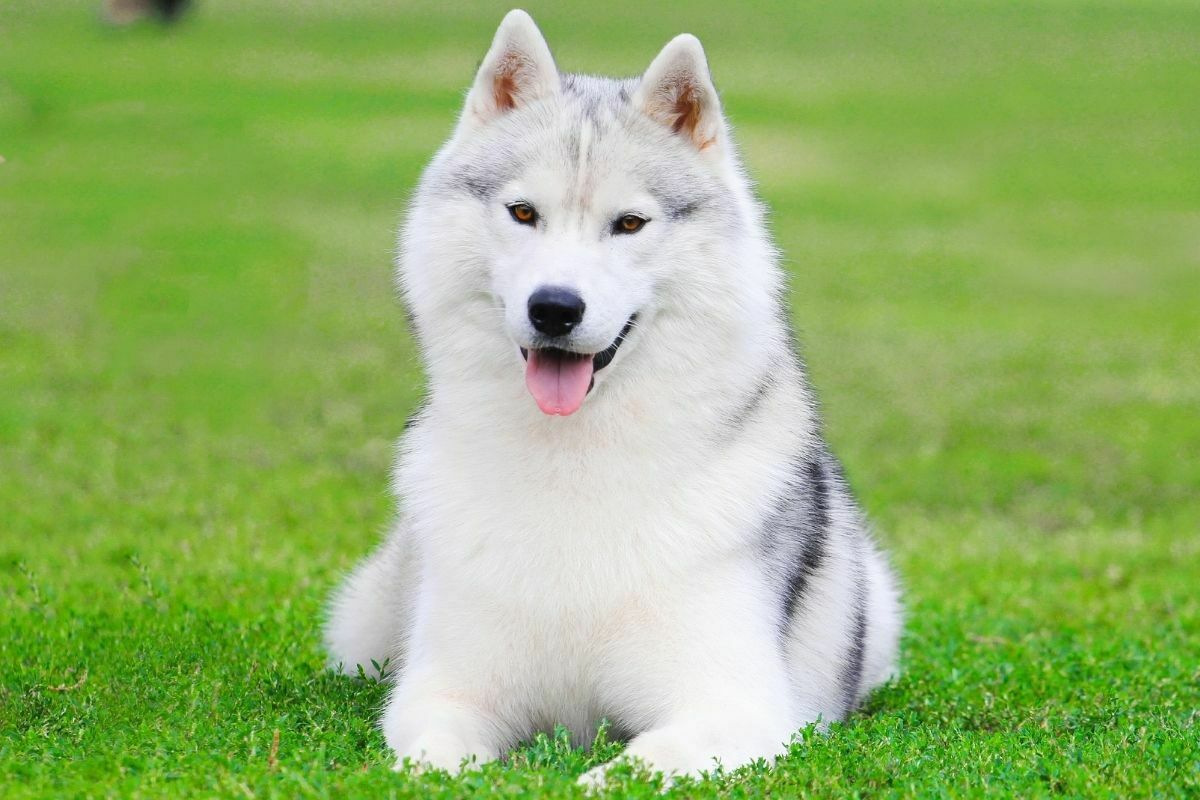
[634,34,722,151]
[463,10,559,128]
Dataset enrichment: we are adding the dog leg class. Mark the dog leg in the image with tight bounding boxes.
[324,525,416,679]
[584,566,803,785]
[381,680,501,774]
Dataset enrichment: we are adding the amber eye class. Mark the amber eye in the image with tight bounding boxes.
[615,214,648,235]
[508,203,537,225]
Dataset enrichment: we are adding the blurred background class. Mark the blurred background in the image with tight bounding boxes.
[1,0,1197,795]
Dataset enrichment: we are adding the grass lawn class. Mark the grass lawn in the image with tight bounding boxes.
[2,0,1198,796]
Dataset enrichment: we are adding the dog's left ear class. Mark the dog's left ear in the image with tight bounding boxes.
[634,34,722,151]
[462,10,559,129]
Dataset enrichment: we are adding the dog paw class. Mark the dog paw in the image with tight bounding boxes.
[577,762,611,792]
[578,759,668,793]
[576,748,698,792]
[580,726,782,789]
[392,731,488,775]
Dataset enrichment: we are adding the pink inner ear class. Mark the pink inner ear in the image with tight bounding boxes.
[652,78,716,150]
[493,72,517,111]
[670,85,701,136]
[491,52,531,112]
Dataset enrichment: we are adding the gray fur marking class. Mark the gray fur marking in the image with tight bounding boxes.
[839,553,869,716]
[761,454,832,638]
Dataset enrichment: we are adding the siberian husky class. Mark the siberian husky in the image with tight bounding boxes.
[325,9,902,784]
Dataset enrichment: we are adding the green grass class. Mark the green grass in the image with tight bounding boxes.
[2,0,1198,796]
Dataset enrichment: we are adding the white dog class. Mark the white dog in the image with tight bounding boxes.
[325,9,902,784]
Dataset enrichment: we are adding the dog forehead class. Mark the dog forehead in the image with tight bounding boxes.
[435,77,716,217]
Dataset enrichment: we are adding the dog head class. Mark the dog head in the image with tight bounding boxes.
[401,10,780,418]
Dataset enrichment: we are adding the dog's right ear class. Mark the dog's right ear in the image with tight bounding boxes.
[461,10,559,129]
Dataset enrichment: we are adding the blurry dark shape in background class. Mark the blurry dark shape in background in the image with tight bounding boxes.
[103,0,191,26]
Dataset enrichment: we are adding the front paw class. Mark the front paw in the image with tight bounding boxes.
[579,759,667,793]
[393,730,490,775]
[578,738,713,790]
[579,726,781,790]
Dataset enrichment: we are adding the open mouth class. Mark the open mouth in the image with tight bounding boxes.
[519,315,636,416]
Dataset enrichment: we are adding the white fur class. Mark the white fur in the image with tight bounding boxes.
[324,9,902,785]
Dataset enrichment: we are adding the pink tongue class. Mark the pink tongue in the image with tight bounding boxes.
[525,350,594,416]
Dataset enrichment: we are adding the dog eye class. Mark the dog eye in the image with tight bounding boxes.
[614,214,648,235]
[508,203,538,226]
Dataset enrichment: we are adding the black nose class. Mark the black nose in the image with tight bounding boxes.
[528,286,585,337]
